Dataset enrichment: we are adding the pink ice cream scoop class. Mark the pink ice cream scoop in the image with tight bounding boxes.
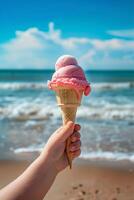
[47,55,91,98]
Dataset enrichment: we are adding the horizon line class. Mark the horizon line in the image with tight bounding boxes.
[0,68,134,71]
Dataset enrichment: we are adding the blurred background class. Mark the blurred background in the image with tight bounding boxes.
[0,0,134,167]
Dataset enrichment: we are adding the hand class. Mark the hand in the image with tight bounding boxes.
[40,121,81,172]
[0,121,81,200]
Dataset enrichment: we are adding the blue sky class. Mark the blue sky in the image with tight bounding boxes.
[0,0,134,69]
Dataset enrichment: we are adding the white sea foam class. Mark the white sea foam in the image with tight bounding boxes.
[80,151,134,164]
[92,82,134,90]
[0,100,55,121]
[0,100,134,121]
[0,82,133,90]
[14,146,134,164]
[14,145,43,154]
[0,81,134,121]
[0,82,47,90]
[77,104,134,120]
[80,151,134,162]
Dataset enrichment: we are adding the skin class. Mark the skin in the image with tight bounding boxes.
[0,121,81,200]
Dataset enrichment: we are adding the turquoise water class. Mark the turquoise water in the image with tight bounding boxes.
[0,69,134,82]
[0,70,134,165]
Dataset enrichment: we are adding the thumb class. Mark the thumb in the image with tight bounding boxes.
[55,121,74,142]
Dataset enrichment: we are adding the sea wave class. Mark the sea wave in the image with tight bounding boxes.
[0,82,48,90]
[0,81,134,121]
[80,151,134,163]
[0,82,134,90]
[0,101,56,121]
[93,82,134,90]
[14,146,134,164]
[77,104,134,120]
[0,101,134,121]
[14,145,43,154]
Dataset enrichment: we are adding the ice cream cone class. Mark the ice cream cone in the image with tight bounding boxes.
[47,55,91,169]
[55,87,83,169]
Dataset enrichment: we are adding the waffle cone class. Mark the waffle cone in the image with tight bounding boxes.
[55,88,83,169]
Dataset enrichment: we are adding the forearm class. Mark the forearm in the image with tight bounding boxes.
[0,122,80,200]
[0,155,58,200]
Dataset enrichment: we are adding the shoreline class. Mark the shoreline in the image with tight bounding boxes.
[0,159,134,200]
[76,157,134,171]
[1,154,134,171]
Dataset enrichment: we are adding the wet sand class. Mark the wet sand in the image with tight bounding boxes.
[0,160,134,200]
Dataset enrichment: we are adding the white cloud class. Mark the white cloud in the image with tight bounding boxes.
[0,22,134,69]
[108,29,134,39]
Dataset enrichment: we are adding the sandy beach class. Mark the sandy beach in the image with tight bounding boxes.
[0,159,134,200]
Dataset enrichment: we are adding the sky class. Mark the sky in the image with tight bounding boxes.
[0,0,134,70]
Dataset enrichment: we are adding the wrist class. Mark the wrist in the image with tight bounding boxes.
[37,152,59,176]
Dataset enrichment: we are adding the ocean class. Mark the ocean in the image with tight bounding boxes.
[0,69,134,167]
